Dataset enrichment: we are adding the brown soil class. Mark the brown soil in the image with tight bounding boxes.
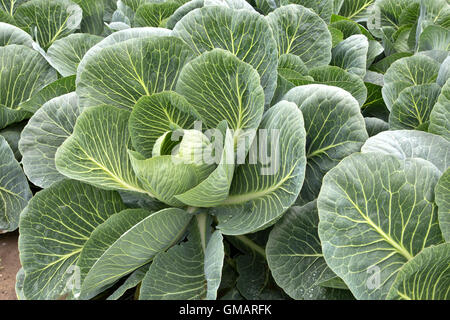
[0,230,21,300]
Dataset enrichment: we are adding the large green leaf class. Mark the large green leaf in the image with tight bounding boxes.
[0,44,56,129]
[0,21,32,46]
[290,0,334,23]
[77,36,193,110]
[0,0,28,15]
[367,0,412,37]
[267,4,332,69]
[389,84,441,130]
[267,201,354,300]
[140,215,224,300]
[382,55,440,111]
[165,0,203,29]
[387,244,450,300]
[72,0,105,35]
[18,75,76,114]
[78,208,192,298]
[418,25,450,52]
[204,0,256,11]
[230,230,291,300]
[254,0,333,23]
[318,153,444,299]
[19,93,81,188]
[0,136,31,231]
[416,0,450,37]
[277,53,309,79]
[134,1,181,27]
[55,105,149,195]
[76,27,172,80]
[429,78,450,141]
[330,18,362,39]
[19,180,126,300]
[435,169,450,242]
[46,33,103,77]
[282,84,368,203]
[213,101,307,235]
[369,52,413,74]
[361,130,450,173]
[176,49,264,144]
[128,91,199,158]
[14,0,82,50]
[331,34,368,78]
[173,5,277,106]
[302,66,368,107]
[235,251,288,300]
[122,0,153,12]
[329,26,344,47]
[338,0,374,21]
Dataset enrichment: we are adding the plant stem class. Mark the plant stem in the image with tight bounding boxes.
[234,235,267,259]
[195,211,207,252]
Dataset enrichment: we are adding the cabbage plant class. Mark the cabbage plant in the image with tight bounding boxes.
[0,0,449,300]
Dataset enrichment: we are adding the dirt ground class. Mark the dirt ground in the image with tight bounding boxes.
[0,231,20,300]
